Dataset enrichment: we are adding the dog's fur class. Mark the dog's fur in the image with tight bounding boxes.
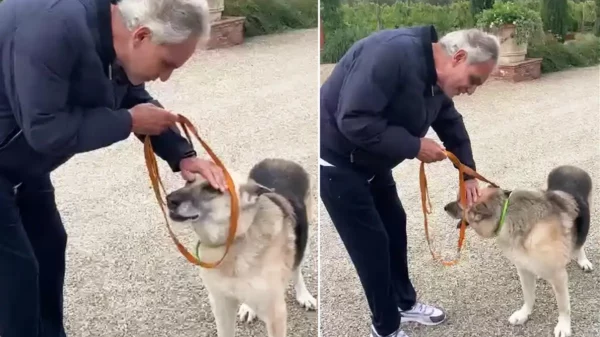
[444,165,593,337]
[166,158,317,337]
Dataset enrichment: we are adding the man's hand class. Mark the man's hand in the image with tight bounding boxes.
[180,157,228,192]
[416,138,447,163]
[458,178,481,207]
[129,103,178,135]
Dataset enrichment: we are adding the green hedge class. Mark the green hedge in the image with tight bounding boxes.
[527,33,600,72]
[340,1,474,36]
[321,0,599,65]
[223,0,317,37]
[322,0,474,63]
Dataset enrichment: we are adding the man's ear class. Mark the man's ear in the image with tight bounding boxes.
[238,180,274,206]
[452,49,468,66]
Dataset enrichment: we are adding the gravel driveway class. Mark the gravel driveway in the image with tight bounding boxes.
[319,65,600,337]
[55,28,318,337]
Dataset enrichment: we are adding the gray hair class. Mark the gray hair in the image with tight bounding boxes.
[438,29,501,64]
[116,0,211,44]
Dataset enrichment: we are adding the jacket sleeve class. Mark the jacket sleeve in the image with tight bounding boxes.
[120,84,196,172]
[336,42,421,161]
[431,95,476,179]
[9,13,132,156]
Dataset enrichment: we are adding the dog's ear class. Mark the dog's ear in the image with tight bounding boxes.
[238,180,274,206]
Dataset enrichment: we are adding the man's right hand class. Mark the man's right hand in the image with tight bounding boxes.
[416,137,447,163]
[129,103,178,135]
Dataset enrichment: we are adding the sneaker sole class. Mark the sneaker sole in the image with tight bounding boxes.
[400,314,447,326]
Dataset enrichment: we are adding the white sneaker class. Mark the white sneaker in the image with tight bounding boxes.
[370,325,409,337]
[399,302,446,326]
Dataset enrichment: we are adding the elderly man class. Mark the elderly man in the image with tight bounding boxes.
[0,0,226,336]
[320,26,500,337]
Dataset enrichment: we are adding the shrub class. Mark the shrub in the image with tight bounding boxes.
[223,0,317,37]
[527,33,600,72]
[476,1,544,44]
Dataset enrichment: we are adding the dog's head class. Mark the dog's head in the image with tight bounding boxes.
[443,185,512,238]
[165,172,272,246]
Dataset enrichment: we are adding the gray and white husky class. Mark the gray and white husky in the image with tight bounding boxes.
[444,165,593,337]
[166,158,317,337]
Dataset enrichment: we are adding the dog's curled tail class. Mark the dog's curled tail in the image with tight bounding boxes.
[546,190,580,220]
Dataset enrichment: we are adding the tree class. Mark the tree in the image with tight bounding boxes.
[541,0,569,42]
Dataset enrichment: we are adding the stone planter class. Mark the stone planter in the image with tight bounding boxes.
[206,0,225,22]
[497,24,528,65]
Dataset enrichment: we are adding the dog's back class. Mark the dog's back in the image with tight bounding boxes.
[546,165,592,249]
[248,158,310,270]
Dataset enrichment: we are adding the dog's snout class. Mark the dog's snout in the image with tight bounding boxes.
[166,192,183,210]
[444,204,450,212]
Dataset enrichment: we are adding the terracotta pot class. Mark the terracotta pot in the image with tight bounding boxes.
[206,0,224,22]
[497,24,528,65]
[320,18,325,51]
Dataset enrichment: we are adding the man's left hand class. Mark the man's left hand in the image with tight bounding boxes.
[179,157,227,192]
[463,178,480,206]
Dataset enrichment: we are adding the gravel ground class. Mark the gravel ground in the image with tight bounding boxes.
[319,65,600,337]
[54,29,318,337]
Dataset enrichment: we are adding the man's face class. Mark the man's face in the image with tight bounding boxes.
[120,26,199,85]
[439,50,496,98]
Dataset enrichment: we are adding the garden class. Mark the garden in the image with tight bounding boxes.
[320,0,600,74]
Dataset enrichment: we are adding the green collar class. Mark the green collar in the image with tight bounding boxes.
[495,197,510,235]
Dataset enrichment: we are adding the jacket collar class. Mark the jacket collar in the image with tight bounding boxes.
[93,0,117,78]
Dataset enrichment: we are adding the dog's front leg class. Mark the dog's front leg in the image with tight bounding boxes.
[265,294,287,337]
[550,269,572,337]
[509,267,536,325]
[209,292,239,337]
[293,267,317,310]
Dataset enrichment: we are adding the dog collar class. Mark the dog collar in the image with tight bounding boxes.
[495,197,510,235]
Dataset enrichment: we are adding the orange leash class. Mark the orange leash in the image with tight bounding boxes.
[419,151,499,266]
[143,115,239,268]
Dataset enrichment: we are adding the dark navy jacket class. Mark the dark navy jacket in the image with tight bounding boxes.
[320,25,476,177]
[0,0,195,181]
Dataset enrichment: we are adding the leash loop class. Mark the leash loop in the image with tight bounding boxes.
[419,150,499,266]
[143,115,239,269]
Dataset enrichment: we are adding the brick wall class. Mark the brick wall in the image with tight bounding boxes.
[206,16,245,50]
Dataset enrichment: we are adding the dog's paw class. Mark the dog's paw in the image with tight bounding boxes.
[554,320,572,337]
[296,291,317,311]
[237,303,257,323]
[577,258,593,272]
[508,309,531,325]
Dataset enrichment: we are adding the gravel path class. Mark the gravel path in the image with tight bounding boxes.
[55,29,318,337]
[319,65,600,337]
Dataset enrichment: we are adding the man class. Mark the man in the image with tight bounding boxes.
[319,26,500,337]
[0,0,227,336]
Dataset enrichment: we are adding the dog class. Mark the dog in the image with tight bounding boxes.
[165,158,317,337]
[443,165,593,337]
